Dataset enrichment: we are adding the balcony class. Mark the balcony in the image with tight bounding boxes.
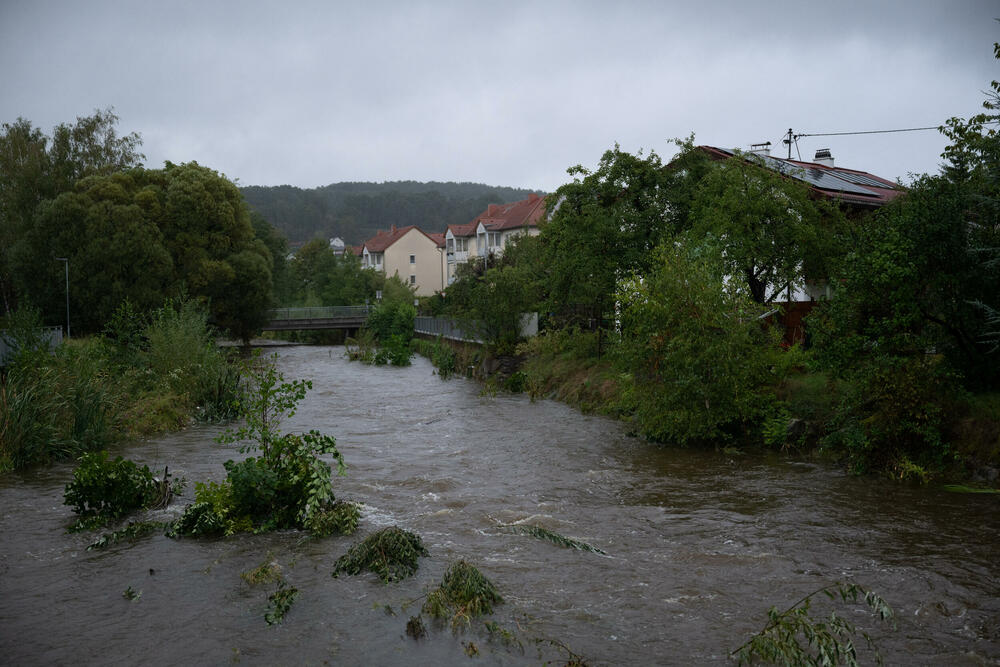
[447,250,469,263]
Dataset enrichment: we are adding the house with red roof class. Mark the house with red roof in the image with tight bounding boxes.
[444,193,547,284]
[361,225,445,297]
[697,145,904,341]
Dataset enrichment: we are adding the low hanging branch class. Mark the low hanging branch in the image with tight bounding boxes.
[732,582,894,667]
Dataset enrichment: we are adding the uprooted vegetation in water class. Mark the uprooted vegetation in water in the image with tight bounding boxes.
[495,522,606,555]
[331,526,429,583]
[420,560,504,630]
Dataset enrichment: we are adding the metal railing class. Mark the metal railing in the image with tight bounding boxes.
[414,316,482,343]
[0,326,63,365]
[265,306,371,320]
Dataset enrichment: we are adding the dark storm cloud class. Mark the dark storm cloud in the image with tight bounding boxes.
[1,0,996,191]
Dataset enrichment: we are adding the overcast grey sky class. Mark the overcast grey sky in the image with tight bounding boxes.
[2,1,996,193]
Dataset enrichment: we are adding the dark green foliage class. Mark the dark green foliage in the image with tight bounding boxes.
[175,357,351,538]
[616,243,789,445]
[421,560,503,629]
[303,500,360,537]
[87,521,170,551]
[733,582,893,667]
[365,300,416,344]
[352,299,416,366]
[331,527,429,583]
[688,152,836,305]
[406,615,427,640]
[496,524,605,555]
[265,582,299,625]
[63,451,157,529]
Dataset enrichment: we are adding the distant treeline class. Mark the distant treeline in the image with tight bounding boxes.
[240,181,542,245]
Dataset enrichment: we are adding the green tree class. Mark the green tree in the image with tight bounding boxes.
[616,241,787,444]
[0,109,143,315]
[688,152,836,305]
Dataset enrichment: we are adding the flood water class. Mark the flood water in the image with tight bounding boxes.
[2,345,999,665]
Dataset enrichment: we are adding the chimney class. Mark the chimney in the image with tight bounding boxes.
[814,148,834,167]
[750,141,771,157]
[391,224,396,233]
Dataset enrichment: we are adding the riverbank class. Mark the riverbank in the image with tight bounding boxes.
[413,334,1000,486]
[0,301,241,473]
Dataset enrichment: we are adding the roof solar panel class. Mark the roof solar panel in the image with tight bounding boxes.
[756,155,876,196]
[831,171,897,190]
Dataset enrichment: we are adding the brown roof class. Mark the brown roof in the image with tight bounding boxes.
[362,225,440,253]
[447,193,547,237]
[698,146,903,208]
[446,221,479,238]
[427,232,445,248]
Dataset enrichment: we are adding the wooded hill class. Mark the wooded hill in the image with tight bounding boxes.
[240,181,542,245]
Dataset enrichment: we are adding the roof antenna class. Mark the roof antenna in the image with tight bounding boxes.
[782,128,794,159]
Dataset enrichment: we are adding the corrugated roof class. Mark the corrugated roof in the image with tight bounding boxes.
[698,146,903,207]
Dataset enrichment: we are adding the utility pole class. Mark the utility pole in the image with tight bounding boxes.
[55,257,69,338]
[783,128,794,159]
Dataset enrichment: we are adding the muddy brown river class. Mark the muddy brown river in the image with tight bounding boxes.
[2,346,999,665]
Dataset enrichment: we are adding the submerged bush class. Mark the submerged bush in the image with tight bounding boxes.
[63,451,158,529]
[174,355,353,538]
[422,560,503,629]
[331,527,428,582]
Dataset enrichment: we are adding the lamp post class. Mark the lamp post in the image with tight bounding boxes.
[55,257,69,338]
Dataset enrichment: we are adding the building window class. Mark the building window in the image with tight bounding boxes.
[409,254,415,264]
[409,275,416,285]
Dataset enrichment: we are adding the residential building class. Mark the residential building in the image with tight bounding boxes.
[698,145,904,341]
[361,225,445,297]
[444,193,547,284]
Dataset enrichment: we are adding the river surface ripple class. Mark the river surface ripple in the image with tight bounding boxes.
[1,346,999,665]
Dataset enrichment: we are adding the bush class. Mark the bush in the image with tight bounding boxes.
[331,527,428,582]
[421,561,503,629]
[174,355,353,538]
[64,451,158,529]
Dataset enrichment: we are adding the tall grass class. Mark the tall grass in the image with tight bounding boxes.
[1,298,242,472]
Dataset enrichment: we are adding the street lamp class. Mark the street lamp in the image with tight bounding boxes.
[55,257,69,338]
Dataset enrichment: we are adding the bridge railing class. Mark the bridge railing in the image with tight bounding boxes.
[414,316,482,343]
[266,306,371,320]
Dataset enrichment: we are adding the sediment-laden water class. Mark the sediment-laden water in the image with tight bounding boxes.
[2,346,998,665]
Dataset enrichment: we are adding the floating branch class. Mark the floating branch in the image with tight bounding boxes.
[496,523,606,555]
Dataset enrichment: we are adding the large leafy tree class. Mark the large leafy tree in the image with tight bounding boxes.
[0,109,142,313]
[688,152,837,305]
[541,146,673,339]
[12,163,274,339]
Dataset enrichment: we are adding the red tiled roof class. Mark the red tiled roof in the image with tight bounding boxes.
[362,225,439,253]
[473,192,548,231]
[446,221,479,238]
[427,232,445,248]
[446,193,548,238]
[698,146,903,208]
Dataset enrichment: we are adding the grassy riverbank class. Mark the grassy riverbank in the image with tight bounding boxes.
[0,301,241,473]
[415,332,1000,485]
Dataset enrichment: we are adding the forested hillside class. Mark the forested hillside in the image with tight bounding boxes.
[240,181,542,245]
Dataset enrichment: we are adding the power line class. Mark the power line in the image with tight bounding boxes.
[796,125,941,138]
